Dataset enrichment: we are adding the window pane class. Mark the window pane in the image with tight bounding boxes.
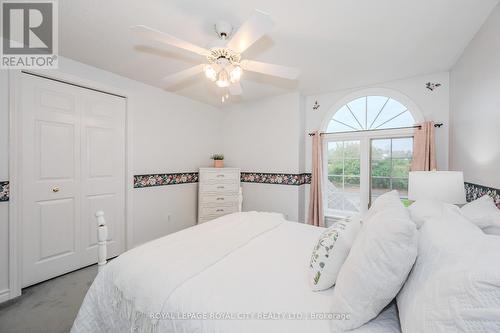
[326,140,360,214]
[367,96,389,129]
[326,120,357,133]
[392,178,409,198]
[334,106,355,125]
[371,139,391,160]
[328,192,344,210]
[382,111,414,129]
[328,160,343,175]
[392,158,411,178]
[329,96,415,133]
[372,99,407,129]
[372,177,391,197]
[371,159,391,177]
[327,142,344,160]
[344,141,360,159]
[328,175,343,189]
[392,138,413,158]
[370,137,413,206]
[344,177,360,211]
[343,195,361,212]
[344,159,360,176]
[344,176,360,188]
[346,97,366,129]
[327,106,360,132]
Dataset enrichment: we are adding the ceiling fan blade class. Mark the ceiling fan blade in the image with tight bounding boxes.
[229,82,243,95]
[131,25,209,56]
[161,64,205,87]
[241,60,300,80]
[226,9,274,54]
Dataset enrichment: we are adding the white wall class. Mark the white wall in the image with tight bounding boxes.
[222,93,305,222]
[222,93,302,172]
[450,4,500,189]
[0,57,223,298]
[0,71,9,299]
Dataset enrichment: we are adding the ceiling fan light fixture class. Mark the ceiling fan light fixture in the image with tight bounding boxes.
[204,65,217,81]
[216,69,230,88]
[136,10,301,101]
[230,66,242,83]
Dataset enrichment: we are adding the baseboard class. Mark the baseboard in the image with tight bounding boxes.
[0,288,10,303]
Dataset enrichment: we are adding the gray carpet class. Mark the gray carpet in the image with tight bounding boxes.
[0,265,98,333]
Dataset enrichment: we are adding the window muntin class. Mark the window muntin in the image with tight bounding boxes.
[326,96,415,133]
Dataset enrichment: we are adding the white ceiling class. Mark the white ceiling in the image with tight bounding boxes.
[60,0,498,106]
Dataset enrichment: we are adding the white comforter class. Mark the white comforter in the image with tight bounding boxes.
[71,212,401,333]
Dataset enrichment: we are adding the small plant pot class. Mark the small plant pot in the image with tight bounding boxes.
[214,160,224,168]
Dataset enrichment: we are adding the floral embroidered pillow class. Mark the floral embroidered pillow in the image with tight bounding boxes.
[309,218,361,291]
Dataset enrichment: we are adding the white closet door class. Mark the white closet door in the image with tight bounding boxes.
[20,74,126,287]
[21,74,82,286]
[80,88,125,265]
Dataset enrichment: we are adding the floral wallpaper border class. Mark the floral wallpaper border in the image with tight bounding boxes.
[241,172,312,186]
[133,172,312,188]
[134,173,199,188]
[465,182,500,209]
[0,181,9,202]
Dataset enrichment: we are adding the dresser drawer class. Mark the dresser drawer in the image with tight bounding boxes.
[200,194,238,205]
[200,205,238,217]
[199,182,239,194]
[201,170,239,183]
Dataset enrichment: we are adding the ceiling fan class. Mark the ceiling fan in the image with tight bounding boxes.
[131,9,300,102]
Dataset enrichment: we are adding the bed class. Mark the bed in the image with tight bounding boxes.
[71,212,401,333]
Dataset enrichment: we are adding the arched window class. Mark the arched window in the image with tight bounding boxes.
[323,93,421,218]
[326,96,416,133]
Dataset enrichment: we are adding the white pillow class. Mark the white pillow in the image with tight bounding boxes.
[309,217,361,291]
[362,190,402,223]
[397,207,500,332]
[408,199,461,228]
[461,195,500,229]
[484,225,500,236]
[330,191,418,331]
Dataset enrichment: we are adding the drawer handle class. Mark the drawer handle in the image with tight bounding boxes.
[52,187,60,193]
[217,186,225,189]
[216,174,225,178]
[216,209,224,212]
[216,197,225,201]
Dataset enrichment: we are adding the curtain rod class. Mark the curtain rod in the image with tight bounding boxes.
[308,123,443,136]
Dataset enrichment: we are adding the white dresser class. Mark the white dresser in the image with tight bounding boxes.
[198,168,241,223]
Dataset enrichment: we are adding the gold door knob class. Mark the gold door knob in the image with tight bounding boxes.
[52,187,60,193]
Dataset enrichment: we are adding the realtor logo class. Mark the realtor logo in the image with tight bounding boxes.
[1,0,58,68]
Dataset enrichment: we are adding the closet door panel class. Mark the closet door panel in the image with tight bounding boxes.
[80,90,126,265]
[21,75,82,287]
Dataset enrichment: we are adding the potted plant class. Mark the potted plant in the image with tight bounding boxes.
[211,154,224,168]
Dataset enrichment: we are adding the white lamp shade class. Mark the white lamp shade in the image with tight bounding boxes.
[408,171,466,204]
